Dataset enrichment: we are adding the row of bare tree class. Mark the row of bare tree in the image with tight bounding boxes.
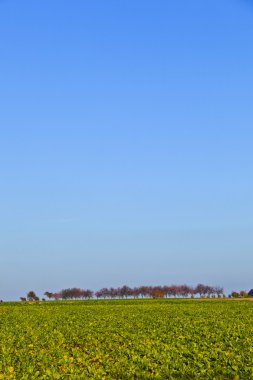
[20,286,253,302]
[35,284,224,301]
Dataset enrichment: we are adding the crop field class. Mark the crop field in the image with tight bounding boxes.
[0,299,253,379]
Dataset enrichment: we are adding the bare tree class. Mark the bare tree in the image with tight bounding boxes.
[27,291,38,301]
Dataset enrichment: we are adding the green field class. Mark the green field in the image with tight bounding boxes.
[0,299,253,379]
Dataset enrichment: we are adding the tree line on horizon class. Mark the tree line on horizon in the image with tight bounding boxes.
[20,284,227,301]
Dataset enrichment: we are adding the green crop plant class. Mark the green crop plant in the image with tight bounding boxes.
[0,299,253,379]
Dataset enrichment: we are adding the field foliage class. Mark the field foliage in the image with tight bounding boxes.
[0,299,253,379]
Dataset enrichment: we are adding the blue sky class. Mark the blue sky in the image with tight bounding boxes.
[1,0,252,300]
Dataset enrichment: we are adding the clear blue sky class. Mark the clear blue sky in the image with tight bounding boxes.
[1,0,252,300]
